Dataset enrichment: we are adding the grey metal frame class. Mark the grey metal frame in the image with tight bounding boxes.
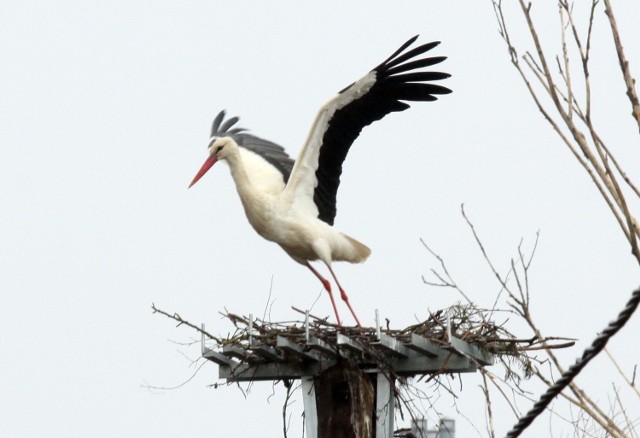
[201,310,494,437]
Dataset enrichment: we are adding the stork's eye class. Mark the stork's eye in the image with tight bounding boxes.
[216,145,225,153]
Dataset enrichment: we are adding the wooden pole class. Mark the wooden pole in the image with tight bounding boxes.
[314,362,375,438]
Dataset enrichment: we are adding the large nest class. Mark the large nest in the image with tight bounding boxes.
[153,303,574,382]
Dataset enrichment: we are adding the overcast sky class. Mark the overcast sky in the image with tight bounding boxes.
[2,1,639,437]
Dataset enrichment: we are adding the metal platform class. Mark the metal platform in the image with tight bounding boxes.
[201,310,494,438]
[201,311,494,382]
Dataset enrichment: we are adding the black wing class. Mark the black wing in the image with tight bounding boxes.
[210,110,295,183]
[314,36,451,225]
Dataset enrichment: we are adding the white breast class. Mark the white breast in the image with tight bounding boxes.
[238,147,287,196]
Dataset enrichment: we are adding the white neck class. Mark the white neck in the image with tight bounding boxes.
[225,149,275,238]
[226,149,258,206]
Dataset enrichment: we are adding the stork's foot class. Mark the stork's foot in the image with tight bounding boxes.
[322,281,342,326]
[326,288,342,327]
[324,262,362,327]
[338,287,362,327]
[304,261,342,326]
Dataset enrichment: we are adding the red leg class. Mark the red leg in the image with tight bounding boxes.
[305,262,342,326]
[325,263,361,327]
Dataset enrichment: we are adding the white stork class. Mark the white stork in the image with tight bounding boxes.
[189,36,450,326]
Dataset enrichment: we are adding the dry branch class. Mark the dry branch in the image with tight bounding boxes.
[491,1,640,436]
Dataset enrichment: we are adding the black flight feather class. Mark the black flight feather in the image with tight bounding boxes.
[313,36,451,225]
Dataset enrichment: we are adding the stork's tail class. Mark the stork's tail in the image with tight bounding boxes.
[343,234,371,263]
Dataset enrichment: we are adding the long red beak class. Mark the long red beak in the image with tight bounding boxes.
[189,155,217,188]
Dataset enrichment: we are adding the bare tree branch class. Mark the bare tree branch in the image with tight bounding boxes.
[603,0,640,133]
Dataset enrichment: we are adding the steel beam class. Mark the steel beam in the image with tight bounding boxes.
[449,336,494,366]
[277,335,321,361]
[375,373,395,438]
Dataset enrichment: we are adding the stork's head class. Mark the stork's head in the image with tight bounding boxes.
[188,137,237,188]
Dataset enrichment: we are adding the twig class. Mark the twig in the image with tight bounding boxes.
[291,306,340,328]
[481,371,496,438]
[142,360,208,392]
[151,303,222,343]
[506,286,640,437]
[603,0,640,133]
[281,379,294,438]
[605,348,640,399]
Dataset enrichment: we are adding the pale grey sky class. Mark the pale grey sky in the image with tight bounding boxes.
[1,1,639,437]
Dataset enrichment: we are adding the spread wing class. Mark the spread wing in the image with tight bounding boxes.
[281,36,451,225]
